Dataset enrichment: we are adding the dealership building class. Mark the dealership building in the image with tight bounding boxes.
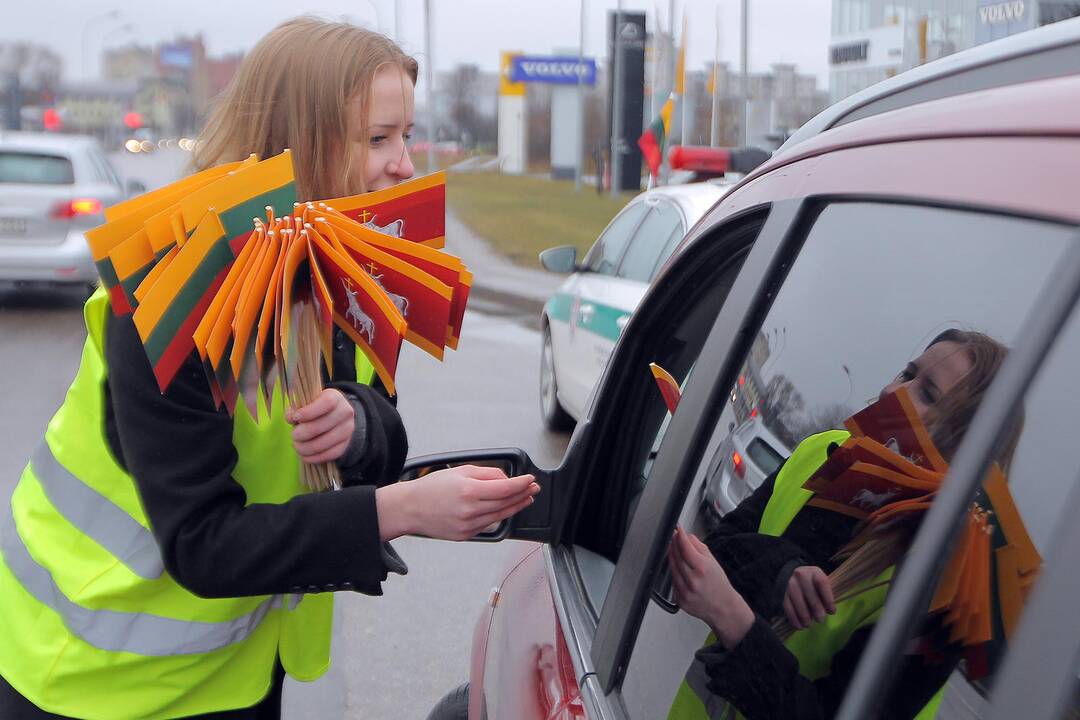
[829,0,1079,101]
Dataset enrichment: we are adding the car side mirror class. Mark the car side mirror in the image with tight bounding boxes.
[398,447,554,542]
[539,245,579,274]
[125,179,147,197]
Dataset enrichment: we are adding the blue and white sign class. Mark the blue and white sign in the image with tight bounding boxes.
[509,56,596,85]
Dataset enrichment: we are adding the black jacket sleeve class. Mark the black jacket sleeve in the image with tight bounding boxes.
[696,615,957,720]
[104,311,407,599]
[705,470,813,616]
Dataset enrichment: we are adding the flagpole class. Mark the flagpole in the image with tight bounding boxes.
[680,13,690,147]
[610,0,625,199]
[711,4,721,147]
[740,0,749,146]
[575,0,586,192]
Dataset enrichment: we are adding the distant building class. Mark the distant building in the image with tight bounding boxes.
[103,44,155,82]
[684,62,827,149]
[829,0,1080,102]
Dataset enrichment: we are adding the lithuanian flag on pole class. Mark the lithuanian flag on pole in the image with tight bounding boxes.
[639,18,686,180]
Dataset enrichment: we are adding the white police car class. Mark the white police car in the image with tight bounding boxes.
[537,181,733,430]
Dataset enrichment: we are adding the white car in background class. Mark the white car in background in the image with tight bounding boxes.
[0,132,140,294]
[537,181,733,430]
[701,416,791,523]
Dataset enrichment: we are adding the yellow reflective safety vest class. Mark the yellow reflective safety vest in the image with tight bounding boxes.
[0,289,375,719]
[669,431,945,720]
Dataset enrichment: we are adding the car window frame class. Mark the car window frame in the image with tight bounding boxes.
[613,197,686,283]
[590,195,1080,702]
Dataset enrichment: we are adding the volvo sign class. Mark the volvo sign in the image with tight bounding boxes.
[508,56,596,85]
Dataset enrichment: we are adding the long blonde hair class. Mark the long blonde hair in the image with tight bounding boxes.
[193,16,418,201]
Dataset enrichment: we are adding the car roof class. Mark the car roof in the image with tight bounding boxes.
[780,16,1080,154]
[641,181,734,225]
[0,131,99,156]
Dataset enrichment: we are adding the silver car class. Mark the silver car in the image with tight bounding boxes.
[0,132,130,293]
[702,416,790,521]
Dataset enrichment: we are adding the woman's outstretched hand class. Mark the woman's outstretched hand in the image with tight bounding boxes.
[376,465,540,542]
[286,389,355,464]
[668,526,755,649]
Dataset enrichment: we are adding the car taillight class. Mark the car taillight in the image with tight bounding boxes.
[732,452,746,479]
[51,198,103,219]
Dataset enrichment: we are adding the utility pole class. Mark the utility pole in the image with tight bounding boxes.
[424,0,436,174]
[710,4,721,146]
[740,0,749,146]
[575,0,586,192]
[609,1,625,198]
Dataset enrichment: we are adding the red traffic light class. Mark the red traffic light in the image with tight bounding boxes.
[123,111,144,129]
[42,108,62,131]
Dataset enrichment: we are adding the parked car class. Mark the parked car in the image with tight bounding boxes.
[0,132,131,293]
[420,18,1080,720]
[537,180,734,431]
[701,416,790,522]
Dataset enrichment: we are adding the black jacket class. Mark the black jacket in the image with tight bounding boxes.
[103,311,409,599]
[696,462,958,720]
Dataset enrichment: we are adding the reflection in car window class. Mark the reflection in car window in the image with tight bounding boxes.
[619,202,1075,720]
[584,202,648,276]
[928,299,1080,718]
[745,438,784,478]
[617,200,683,283]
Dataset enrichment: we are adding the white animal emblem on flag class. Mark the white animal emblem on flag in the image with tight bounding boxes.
[342,278,375,344]
[361,218,404,238]
[370,273,409,317]
[852,487,900,510]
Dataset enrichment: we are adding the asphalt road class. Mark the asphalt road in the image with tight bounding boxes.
[0,148,571,719]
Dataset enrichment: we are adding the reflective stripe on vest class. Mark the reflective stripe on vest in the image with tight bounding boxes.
[1,498,284,655]
[30,442,163,579]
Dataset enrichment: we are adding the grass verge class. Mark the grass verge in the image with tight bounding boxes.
[447,172,633,268]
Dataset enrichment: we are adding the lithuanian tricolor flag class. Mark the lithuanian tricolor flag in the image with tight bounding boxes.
[649,362,682,414]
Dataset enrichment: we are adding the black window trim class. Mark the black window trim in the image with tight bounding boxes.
[590,195,1080,698]
[839,229,1080,720]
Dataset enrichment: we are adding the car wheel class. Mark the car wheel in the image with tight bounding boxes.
[540,326,575,432]
[426,681,469,720]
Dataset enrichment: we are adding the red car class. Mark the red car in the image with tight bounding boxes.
[423,17,1080,720]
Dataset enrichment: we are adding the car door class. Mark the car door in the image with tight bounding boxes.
[577,197,685,401]
[558,201,649,416]
[585,198,1077,720]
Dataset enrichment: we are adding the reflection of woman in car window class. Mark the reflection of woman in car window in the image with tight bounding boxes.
[667,329,1022,720]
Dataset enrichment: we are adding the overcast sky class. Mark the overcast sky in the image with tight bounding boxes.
[4,0,833,90]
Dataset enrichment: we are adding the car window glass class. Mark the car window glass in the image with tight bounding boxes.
[617,202,1075,720]
[649,223,688,281]
[929,298,1080,718]
[584,202,648,275]
[0,152,74,185]
[571,215,765,618]
[617,200,683,282]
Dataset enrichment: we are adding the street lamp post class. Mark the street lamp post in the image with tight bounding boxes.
[740,0,749,146]
[574,0,586,192]
[424,0,436,175]
[81,10,121,82]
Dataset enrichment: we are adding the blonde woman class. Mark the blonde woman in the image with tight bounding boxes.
[0,18,538,720]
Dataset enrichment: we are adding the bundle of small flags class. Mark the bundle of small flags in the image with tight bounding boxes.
[85,151,470,489]
[783,386,1040,678]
